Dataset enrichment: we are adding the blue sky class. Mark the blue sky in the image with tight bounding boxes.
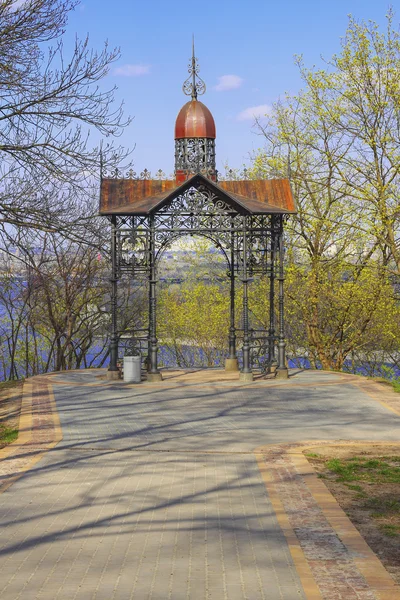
[65,0,398,175]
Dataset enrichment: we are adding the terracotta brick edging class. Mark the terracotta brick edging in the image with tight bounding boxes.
[253,372,400,599]
[0,376,62,494]
[256,440,400,600]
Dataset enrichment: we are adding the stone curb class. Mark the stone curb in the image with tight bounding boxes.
[0,376,62,494]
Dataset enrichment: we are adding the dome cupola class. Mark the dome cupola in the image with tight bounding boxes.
[174,40,217,183]
[175,100,216,139]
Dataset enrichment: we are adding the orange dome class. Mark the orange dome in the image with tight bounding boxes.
[175,100,216,139]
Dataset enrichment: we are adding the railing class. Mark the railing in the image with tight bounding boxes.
[237,328,277,373]
[119,330,149,368]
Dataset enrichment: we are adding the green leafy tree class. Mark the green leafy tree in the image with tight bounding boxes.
[245,12,400,370]
[158,281,230,368]
[157,237,230,367]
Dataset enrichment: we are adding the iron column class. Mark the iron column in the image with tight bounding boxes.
[226,221,239,372]
[276,216,288,378]
[108,215,119,377]
[228,225,237,359]
[240,219,253,380]
[268,216,277,371]
[148,215,162,381]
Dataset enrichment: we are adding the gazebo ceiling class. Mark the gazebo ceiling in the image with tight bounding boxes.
[99,173,297,216]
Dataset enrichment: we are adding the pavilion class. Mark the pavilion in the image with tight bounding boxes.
[99,45,296,381]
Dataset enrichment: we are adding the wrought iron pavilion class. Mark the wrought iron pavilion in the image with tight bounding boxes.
[100,45,296,381]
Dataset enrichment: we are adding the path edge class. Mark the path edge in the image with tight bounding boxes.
[0,376,62,494]
[256,441,400,600]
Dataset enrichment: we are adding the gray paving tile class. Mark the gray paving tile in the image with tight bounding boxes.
[2,370,400,598]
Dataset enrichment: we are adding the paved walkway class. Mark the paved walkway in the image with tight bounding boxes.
[0,369,400,599]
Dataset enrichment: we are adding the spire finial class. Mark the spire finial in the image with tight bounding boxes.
[183,36,206,100]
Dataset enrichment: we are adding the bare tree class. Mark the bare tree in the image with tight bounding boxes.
[0,0,131,237]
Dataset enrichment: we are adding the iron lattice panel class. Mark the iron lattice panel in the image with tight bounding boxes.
[113,188,276,277]
[175,138,216,178]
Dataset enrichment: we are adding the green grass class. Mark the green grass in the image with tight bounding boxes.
[344,483,363,492]
[379,524,400,537]
[0,424,18,445]
[320,453,400,539]
[366,497,400,513]
[305,452,322,459]
[325,456,400,484]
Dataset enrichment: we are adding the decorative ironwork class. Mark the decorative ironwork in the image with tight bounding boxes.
[154,169,166,180]
[241,220,252,374]
[250,330,277,373]
[119,333,149,369]
[109,215,119,372]
[182,37,206,100]
[228,223,237,360]
[222,167,249,181]
[140,168,151,180]
[160,186,232,216]
[101,166,168,180]
[175,138,216,178]
[120,337,142,357]
[116,229,149,277]
[148,215,161,377]
[152,186,238,251]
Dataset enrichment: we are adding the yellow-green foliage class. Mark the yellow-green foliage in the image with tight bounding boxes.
[239,12,400,371]
[285,262,400,370]
[158,281,230,367]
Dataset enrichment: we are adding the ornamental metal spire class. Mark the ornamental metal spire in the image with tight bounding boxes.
[182,36,206,100]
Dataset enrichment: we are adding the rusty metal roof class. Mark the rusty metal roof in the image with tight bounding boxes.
[218,179,296,213]
[99,174,296,216]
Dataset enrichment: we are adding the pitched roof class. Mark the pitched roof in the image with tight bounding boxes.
[99,174,296,216]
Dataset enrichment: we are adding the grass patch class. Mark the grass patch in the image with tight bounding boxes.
[322,454,400,539]
[305,452,322,458]
[343,483,363,492]
[325,456,400,484]
[0,424,18,445]
[365,497,400,513]
[379,524,400,537]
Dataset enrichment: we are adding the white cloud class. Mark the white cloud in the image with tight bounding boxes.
[113,64,150,77]
[214,75,243,92]
[237,104,271,121]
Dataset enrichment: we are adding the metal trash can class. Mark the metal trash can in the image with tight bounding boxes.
[123,355,141,383]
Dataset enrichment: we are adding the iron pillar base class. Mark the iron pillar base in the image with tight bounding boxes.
[107,369,121,381]
[147,372,163,382]
[239,371,254,382]
[276,367,289,379]
[225,358,239,372]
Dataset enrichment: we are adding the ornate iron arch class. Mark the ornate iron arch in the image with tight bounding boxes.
[155,231,231,268]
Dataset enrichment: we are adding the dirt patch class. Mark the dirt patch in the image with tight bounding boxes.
[0,381,23,448]
[306,443,400,584]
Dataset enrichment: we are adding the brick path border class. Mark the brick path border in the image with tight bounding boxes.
[0,376,62,494]
[256,441,400,600]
